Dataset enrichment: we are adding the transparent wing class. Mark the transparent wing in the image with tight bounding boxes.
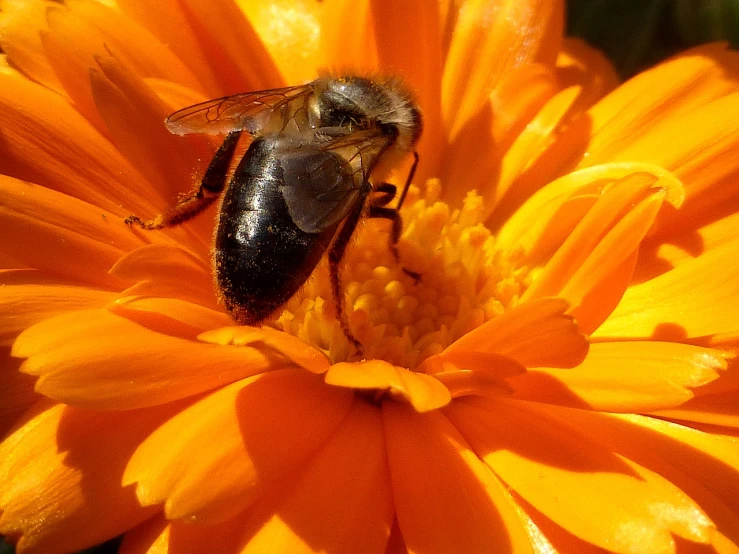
[165,83,316,136]
[279,130,389,233]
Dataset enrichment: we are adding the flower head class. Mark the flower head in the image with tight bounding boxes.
[1,1,739,553]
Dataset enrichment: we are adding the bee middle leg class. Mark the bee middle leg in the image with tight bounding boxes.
[126,131,242,230]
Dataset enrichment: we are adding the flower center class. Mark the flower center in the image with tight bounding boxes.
[273,180,532,368]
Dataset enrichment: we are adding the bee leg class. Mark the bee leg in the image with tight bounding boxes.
[125,131,242,230]
[367,204,421,283]
[328,196,367,355]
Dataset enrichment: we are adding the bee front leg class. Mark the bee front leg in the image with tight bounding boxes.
[125,131,243,230]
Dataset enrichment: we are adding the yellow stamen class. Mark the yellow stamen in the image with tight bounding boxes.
[274,180,533,368]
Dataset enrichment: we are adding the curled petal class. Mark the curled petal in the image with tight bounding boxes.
[443,297,588,370]
[325,360,451,412]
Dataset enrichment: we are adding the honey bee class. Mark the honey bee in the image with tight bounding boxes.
[126,76,423,352]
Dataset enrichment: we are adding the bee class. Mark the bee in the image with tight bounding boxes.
[126,75,423,352]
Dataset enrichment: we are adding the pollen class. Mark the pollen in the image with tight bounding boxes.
[274,179,532,368]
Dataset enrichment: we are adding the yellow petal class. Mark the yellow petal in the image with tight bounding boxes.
[447,397,715,554]
[497,162,684,262]
[443,297,588,369]
[595,236,739,340]
[325,359,451,412]
[556,37,619,110]
[561,411,739,546]
[123,370,353,523]
[508,341,729,412]
[238,402,393,554]
[0,400,181,554]
[575,44,739,171]
[14,309,280,409]
[383,403,533,553]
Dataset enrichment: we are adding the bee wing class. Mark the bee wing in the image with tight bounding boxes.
[279,130,387,234]
[165,83,316,136]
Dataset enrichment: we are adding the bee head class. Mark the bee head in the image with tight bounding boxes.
[316,76,423,150]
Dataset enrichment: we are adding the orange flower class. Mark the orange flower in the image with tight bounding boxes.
[1,0,739,553]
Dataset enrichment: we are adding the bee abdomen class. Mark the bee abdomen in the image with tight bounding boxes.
[214,138,336,324]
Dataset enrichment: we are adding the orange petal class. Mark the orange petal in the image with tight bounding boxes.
[442,297,588,369]
[90,52,216,214]
[493,85,582,210]
[383,403,533,553]
[123,370,353,523]
[651,391,739,429]
[110,297,231,333]
[442,0,563,139]
[595,236,739,340]
[199,326,330,374]
[371,0,444,179]
[65,0,203,91]
[110,244,212,295]
[320,0,378,75]
[508,341,729,412]
[0,270,115,346]
[238,402,393,554]
[0,349,38,439]
[325,359,451,412]
[113,0,223,97]
[0,176,143,288]
[491,63,559,150]
[176,0,284,94]
[0,0,64,93]
[118,514,247,554]
[0,71,163,214]
[446,397,715,553]
[237,0,323,85]
[559,410,739,546]
[0,400,182,554]
[14,309,280,409]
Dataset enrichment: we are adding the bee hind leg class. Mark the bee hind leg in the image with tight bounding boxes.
[329,197,367,356]
[125,130,242,230]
